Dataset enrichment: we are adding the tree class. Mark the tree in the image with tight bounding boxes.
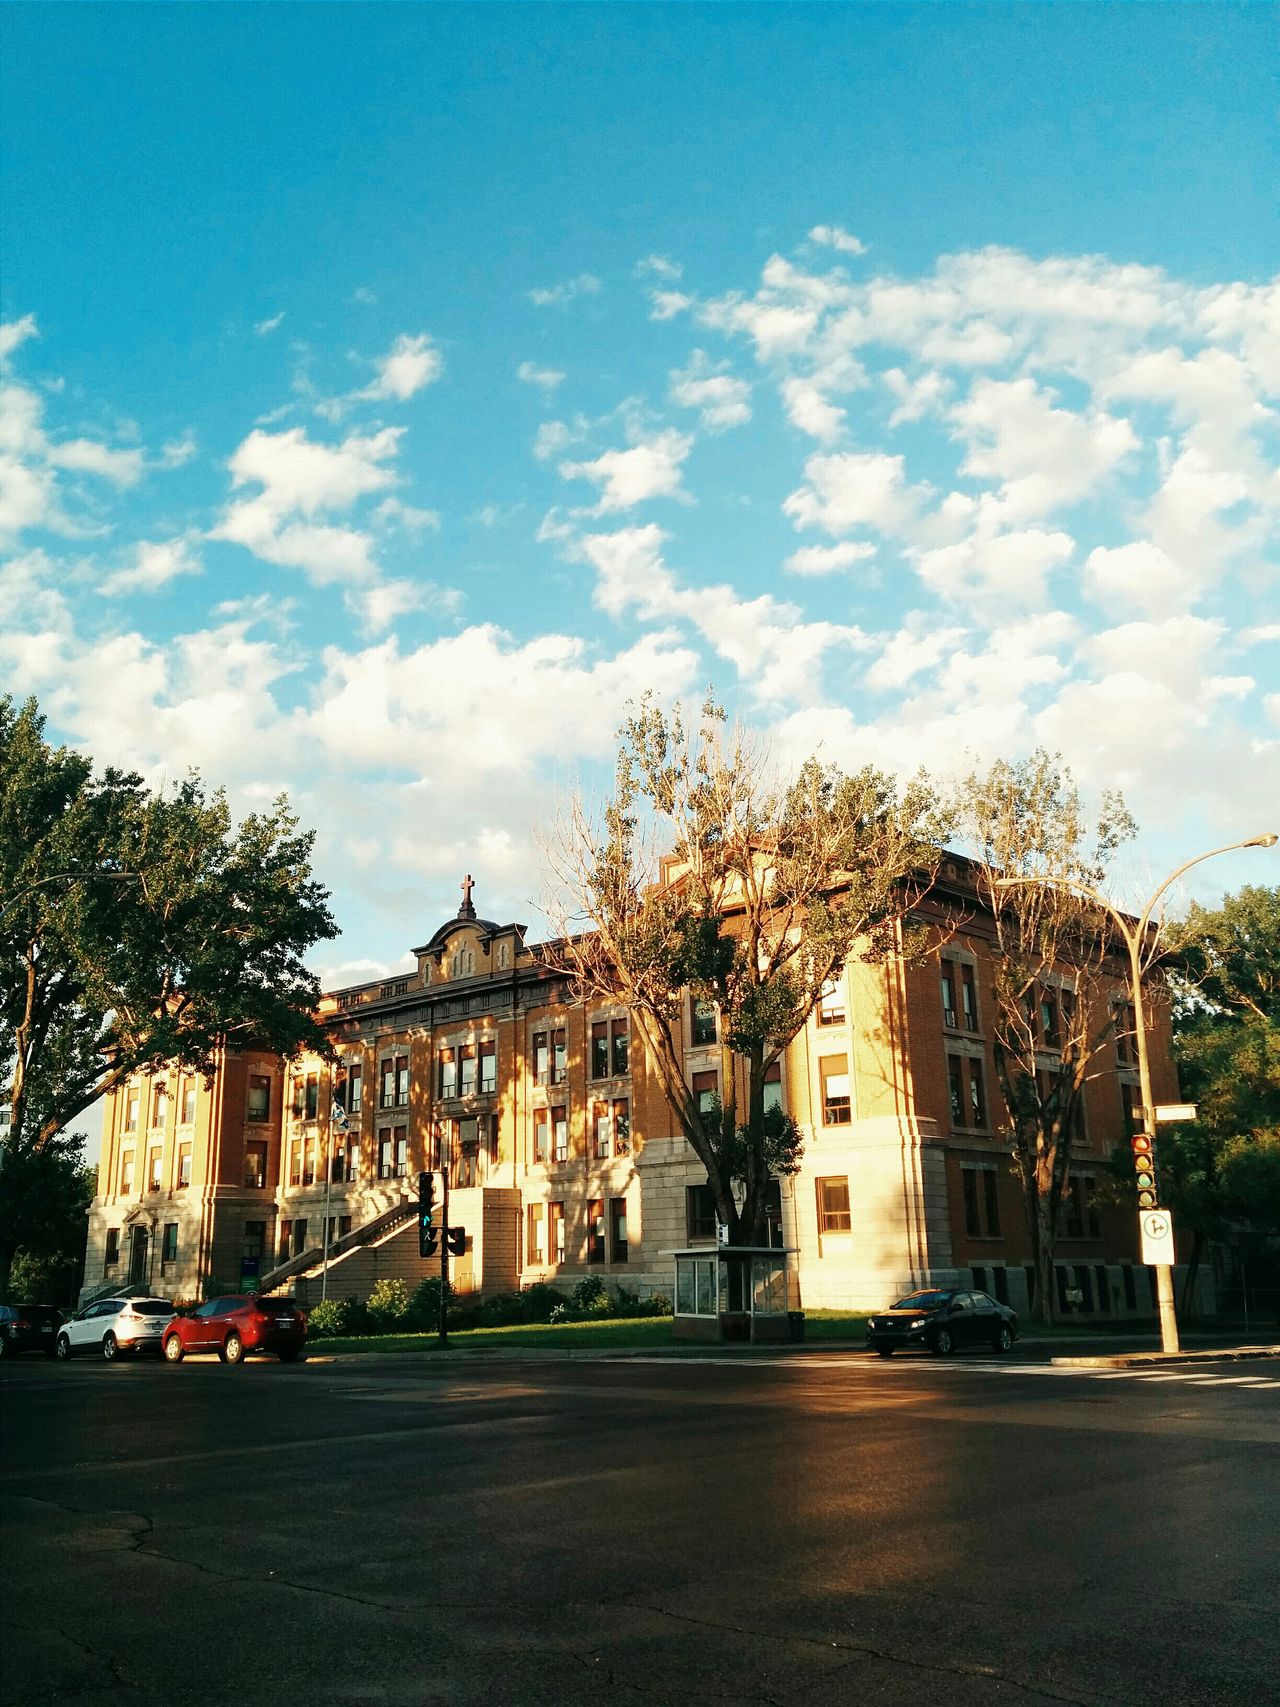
[0,696,338,1292]
[1161,887,1280,1302]
[0,1133,95,1305]
[547,694,946,1247]
[953,751,1137,1325]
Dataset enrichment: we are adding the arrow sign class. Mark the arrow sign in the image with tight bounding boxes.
[1140,1208,1176,1267]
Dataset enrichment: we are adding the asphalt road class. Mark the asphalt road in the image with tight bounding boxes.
[1,1346,1277,1707]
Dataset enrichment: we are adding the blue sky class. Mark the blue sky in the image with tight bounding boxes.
[3,2,1278,988]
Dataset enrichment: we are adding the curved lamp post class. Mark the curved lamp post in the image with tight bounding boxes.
[996,832,1277,1352]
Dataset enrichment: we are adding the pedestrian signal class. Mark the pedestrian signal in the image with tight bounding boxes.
[418,1171,439,1259]
[446,1225,466,1258]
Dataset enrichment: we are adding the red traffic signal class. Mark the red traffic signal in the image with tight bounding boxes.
[1130,1134,1158,1207]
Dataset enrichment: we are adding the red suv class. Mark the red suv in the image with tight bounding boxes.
[162,1294,307,1364]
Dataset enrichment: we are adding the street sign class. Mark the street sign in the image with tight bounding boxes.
[1154,1103,1197,1123]
[1140,1208,1176,1267]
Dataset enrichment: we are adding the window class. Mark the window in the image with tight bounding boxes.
[479,1040,497,1094]
[686,1184,717,1241]
[941,963,958,1030]
[335,1061,362,1114]
[396,1055,409,1105]
[152,1083,168,1129]
[104,1228,120,1270]
[691,1000,717,1046]
[593,1104,612,1159]
[962,1166,1001,1238]
[180,1080,197,1125]
[1063,1175,1102,1240]
[817,976,846,1026]
[1040,990,1061,1048]
[1115,1003,1138,1066]
[552,1106,568,1164]
[124,1090,139,1133]
[762,1061,783,1114]
[395,1126,408,1178]
[243,1221,265,1262]
[533,1031,549,1085]
[587,1198,606,1263]
[692,1069,718,1115]
[438,1048,457,1099]
[960,964,979,1032]
[177,1142,192,1188]
[120,1151,135,1195]
[458,1044,477,1097]
[288,1138,303,1187]
[278,1220,292,1262]
[1120,1079,1141,1135]
[551,1027,567,1084]
[147,1147,162,1191]
[161,1223,178,1265]
[610,1197,629,1264]
[612,1097,630,1155]
[380,1059,396,1108]
[527,1203,546,1264]
[948,1054,988,1131]
[244,1141,267,1189]
[548,1201,565,1265]
[764,1177,783,1249]
[247,1074,271,1122]
[816,1176,852,1234]
[591,1020,610,1080]
[333,1130,358,1183]
[378,1131,394,1178]
[820,1055,851,1125]
[303,1133,317,1186]
[305,1074,320,1121]
[533,1109,549,1164]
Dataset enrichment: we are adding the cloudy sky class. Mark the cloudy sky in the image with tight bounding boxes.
[2,3,1277,987]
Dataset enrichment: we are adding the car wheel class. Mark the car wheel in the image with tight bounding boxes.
[55,1333,72,1360]
[875,1346,894,1358]
[220,1331,245,1365]
[931,1326,955,1356]
[163,1334,185,1364]
[102,1333,118,1362]
[993,1324,1014,1354]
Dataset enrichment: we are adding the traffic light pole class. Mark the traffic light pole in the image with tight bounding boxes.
[438,1149,450,1347]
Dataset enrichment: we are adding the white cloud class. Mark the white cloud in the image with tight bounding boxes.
[373,496,441,533]
[0,314,40,361]
[255,312,285,336]
[780,376,845,442]
[224,426,401,514]
[809,225,866,256]
[99,536,202,596]
[864,614,970,694]
[783,541,876,577]
[518,360,565,391]
[1083,541,1199,617]
[561,429,692,513]
[359,333,443,401]
[783,450,929,538]
[637,254,683,281]
[649,290,693,322]
[528,274,602,308]
[48,437,145,485]
[915,524,1075,611]
[668,353,751,432]
[883,367,952,426]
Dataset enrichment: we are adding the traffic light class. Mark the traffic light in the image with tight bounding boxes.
[418,1171,439,1258]
[1130,1133,1159,1210]
[446,1225,466,1258]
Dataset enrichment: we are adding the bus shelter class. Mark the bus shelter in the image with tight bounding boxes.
[669,1245,802,1343]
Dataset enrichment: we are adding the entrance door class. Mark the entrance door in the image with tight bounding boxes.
[128,1225,149,1287]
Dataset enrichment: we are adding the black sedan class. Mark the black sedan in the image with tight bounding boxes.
[866,1288,1018,1357]
[0,1302,64,1358]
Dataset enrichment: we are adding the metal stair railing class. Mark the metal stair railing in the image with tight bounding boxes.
[257,1197,416,1292]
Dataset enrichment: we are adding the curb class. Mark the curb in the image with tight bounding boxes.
[1051,1344,1280,1370]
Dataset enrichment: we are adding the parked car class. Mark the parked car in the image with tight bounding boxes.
[866,1288,1019,1357]
[56,1297,176,1361]
[0,1302,64,1358]
[162,1294,307,1365]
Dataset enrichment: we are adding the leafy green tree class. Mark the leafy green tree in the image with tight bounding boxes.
[548,694,946,1247]
[1161,886,1280,1301]
[953,751,1137,1324]
[1,695,337,1291]
[0,1135,95,1303]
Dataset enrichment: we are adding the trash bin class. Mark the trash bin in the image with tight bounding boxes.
[787,1311,806,1343]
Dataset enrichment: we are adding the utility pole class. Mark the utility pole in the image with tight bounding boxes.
[439,1142,450,1347]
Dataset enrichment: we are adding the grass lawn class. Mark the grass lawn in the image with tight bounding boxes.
[312,1311,873,1357]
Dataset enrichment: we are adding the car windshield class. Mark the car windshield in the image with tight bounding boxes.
[133,1300,174,1316]
[890,1290,954,1311]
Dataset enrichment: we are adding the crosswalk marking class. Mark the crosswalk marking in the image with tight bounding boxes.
[626,1354,1280,1391]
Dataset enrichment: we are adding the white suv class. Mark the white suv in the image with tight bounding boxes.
[56,1297,175,1361]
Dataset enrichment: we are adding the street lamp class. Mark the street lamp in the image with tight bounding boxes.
[0,868,138,925]
[995,832,1277,1353]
